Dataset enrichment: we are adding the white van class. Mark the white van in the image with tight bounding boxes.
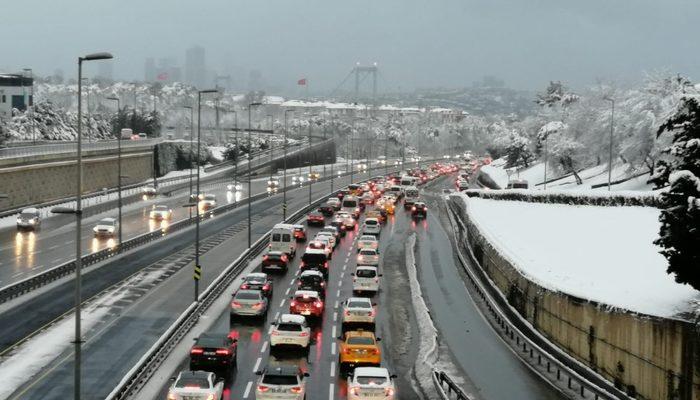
[352,265,381,294]
[400,176,418,189]
[341,195,361,219]
[270,224,296,258]
[403,186,420,209]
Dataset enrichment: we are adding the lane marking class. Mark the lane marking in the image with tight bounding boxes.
[340,272,345,279]
[333,312,338,322]
[253,357,262,373]
[243,381,253,398]
[337,281,342,288]
[334,301,339,309]
[11,272,23,278]
[336,289,340,297]
[52,258,63,264]
[330,361,336,377]
[285,287,291,296]
[329,384,335,399]
[331,341,337,356]
[289,278,296,285]
[274,311,280,320]
[279,299,285,308]
[31,265,44,270]
[261,340,268,353]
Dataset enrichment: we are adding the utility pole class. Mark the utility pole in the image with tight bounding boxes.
[248,102,263,247]
[605,97,615,191]
[283,110,293,220]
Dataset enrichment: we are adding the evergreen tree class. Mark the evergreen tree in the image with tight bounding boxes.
[653,96,700,289]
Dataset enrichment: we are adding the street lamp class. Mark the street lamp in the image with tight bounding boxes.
[248,102,263,247]
[230,109,239,196]
[22,68,35,144]
[267,114,274,181]
[183,105,194,209]
[283,110,294,220]
[63,51,113,400]
[604,96,615,191]
[105,96,127,244]
[193,89,218,301]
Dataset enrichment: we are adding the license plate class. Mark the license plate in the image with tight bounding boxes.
[203,351,216,356]
[352,311,366,316]
[301,310,311,316]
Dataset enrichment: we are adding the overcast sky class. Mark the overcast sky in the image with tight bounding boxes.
[0,0,698,93]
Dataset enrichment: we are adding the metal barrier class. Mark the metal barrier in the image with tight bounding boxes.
[446,199,627,400]
[0,138,163,159]
[433,370,472,400]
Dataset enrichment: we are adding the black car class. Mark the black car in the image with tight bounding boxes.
[297,270,326,298]
[262,251,289,273]
[411,202,428,219]
[190,332,237,373]
[319,202,335,217]
[240,273,273,297]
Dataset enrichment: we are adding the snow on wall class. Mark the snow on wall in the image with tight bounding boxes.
[459,194,699,319]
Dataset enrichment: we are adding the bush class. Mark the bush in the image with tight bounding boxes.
[462,189,661,208]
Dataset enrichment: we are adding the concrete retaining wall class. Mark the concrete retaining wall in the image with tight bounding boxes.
[0,150,153,210]
[450,197,699,400]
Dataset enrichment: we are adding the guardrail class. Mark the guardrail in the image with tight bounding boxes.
[0,159,433,305]
[0,138,163,159]
[446,199,626,400]
[105,161,439,400]
[433,370,472,400]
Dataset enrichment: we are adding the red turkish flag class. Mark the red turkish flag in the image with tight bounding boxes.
[157,72,168,81]
[297,78,307,86]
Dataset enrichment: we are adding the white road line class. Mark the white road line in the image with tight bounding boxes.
[261,341,268,353]
[31,265,44,270]
[331,341,337,356]
[332,325,337,339]
[340,272,345,279]
[49,245,59,250]
[274,311,280,320]
[268,326,274,334]
[330,361,336,377]
[11,272,23,278]
[289,278,296,285]
[52,258,63,264]
[343,264,347,271]
[329,384,335,399]
[334,301,339,308]
[333,312,338,322]
[336,289,341,297]
[253,357,262,373]
[279,299,285,308]
[243,381,253,398]
[337,281,342,288]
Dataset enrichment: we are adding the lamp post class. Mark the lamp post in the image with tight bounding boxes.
[248,102,263,247]
[193,89,218,301]
[543,131,549,190]
[105,96,125,244]
[55,51,113,400]
[283,110,294,220]
[267,114,274,180]
[604,97,615,191]
[231,110,239,196]
[182,105,195,212]
[23,68,35,144]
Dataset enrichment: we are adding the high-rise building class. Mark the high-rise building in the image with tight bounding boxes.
[144,57,156,82]
[185,45,206,87]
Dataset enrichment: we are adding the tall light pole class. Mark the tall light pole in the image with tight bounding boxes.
[604,97,615,191]
[350,120,355,184]
[106,96,124,244]
[267,114,274,180]
[543,131,549,190]
[248,102,263,247]
[193,89,218,302]
[283,109,294,220]
[81,77,91,144]
[52,51,113,400]
[308,116,313,205]
[182,105,194,210]
[22,68,35,144]
[231,110,239,195]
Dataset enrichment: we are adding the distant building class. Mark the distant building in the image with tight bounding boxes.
[0,74,33,119]
[144,57,156,82]
[185,45,206,87]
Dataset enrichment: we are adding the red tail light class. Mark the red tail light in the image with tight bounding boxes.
[290,300,297,307]
[281,255,288,262]
[345,310,351,316]
[374,277,379,283]
[263,255,269,260]
[290,386,303,394]
[372,348,380,355]
[324,261,329,269]
[252,302,263,309]
[258,385,269,392]
[412,206,417,211]
[190,347,204,355]
[241,284,249,289]
[314,301,323,308]
[320,281,325,287]
[232,301,242,308]
[262,284,270,291]
[300,261,305,267]
[271,331,280,336]
[350,387,360,396]
[300,331,309,337]
[215,349,230,355]
[344,348,352,354]
[370,309,376,317]
[385,387,395,396]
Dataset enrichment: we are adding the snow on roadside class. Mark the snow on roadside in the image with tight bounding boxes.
[405,233,440,399]
[480,164,509,188]
[459,195,700,319]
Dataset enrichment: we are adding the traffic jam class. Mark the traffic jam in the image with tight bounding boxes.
[164,163,467,400]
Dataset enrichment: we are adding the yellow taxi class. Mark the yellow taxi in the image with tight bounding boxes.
[365,210,385,223]
[339,330,381,375]
[382,201,395,215]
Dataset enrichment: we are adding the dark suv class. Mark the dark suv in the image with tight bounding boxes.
[411,202,428,219]
[189,332,237,373]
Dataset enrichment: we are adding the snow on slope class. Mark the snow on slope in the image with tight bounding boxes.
[461,196,699,319]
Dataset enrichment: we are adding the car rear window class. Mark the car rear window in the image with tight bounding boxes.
[235,291,261,300]
[196,337,226,348]
[262,375,298,385]
[348,300,370,308]
[356,376,388,385]
[176,377,209,388]
[277,323,302,332]
[246,276,265,284]
[302,253,326,264]
[360,236,375,241]
[356,269,376,278]
[347,337,375,345]
[360,250,375,256]
[366,220,378,225]
[272,233,281,241]
[343,200,358,208]
[295,295,318,303]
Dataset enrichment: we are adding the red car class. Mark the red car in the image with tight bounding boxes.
[262,251,289,272]
[289,290,324,318]
[306,210,325,226]
[293,225,307,242]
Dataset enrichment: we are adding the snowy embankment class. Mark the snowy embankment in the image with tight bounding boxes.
[459,194,699,319]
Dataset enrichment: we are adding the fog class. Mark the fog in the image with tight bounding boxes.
[0,0,698,92]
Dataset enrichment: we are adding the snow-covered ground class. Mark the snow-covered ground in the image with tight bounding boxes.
[460,195,699,319]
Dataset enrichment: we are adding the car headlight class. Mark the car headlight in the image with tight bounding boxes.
[93,227,98,232]
[16,218,22,224]
[29,219,35,225]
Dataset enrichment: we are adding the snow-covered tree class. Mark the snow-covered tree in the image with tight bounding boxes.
[653,96,700,290]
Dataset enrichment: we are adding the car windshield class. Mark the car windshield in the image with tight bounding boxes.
[235,291,261,300]
[155,206,168,211]
[20,212,36,219]
[262,375,298,385]
[267,253,283,260]
[302,253,326,264]
[98,219,114,226]
[347,336,375,345]
[356,269,376,278]
[204,195,215,200]
[356,376,388,385]
[277,323,302,332]
[348,300,371,308]
[175,377,209,388]
[300,276,322,285]
[360,250,376,256]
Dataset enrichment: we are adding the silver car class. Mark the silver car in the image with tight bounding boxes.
[167,370,223,400]
[230,289,269,318]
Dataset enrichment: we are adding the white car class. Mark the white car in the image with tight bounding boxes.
[315,232,337,249]
[16,208,41,230]
[167,370,223,400]
[142,186,157,198]
[327,197,341,210]
[93,217,118,237]
[337,211,356,230]
[306,239,332,259]
[342,297,376,326]
[352,266,381,294]
[200,194,217,209]
[357,248,379,266]
[348,367,397,400]
[357,235,378,252]
[363,218,381,236]
[255,365,309,400]
[149,204,172,220]
[270,314,311,350]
